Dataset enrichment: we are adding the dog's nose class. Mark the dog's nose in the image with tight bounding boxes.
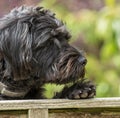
[78,57,87,66]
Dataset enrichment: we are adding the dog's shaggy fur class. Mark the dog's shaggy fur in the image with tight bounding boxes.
[0,6,96,100]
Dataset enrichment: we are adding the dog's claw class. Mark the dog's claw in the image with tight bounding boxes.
[80,92,88,98]
[0,5,96,100]
[67,81,96,99]
[88,92,95,98]
[74,95,80,99]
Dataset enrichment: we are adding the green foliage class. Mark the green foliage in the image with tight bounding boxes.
[82,6,120,97]
[39,0,120,97]
[82,7,120,97]
[43,84,64,98]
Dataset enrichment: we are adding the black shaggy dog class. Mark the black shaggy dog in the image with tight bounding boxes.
[0,6,96,100]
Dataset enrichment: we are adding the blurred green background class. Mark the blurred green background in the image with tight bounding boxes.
[0,0,119,98]
[39,0,120,98]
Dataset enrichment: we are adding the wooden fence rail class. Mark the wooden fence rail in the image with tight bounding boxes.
[0,97,120,118]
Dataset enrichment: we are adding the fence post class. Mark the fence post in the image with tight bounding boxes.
[28,108,48,118]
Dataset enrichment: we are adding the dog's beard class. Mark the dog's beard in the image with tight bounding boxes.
[46,48,86,84]
[0,5,86,86]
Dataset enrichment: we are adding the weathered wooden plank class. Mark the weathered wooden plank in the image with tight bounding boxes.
[0,98,120,110]
[49,108,120,118]
[0,114,27,118]
[28,109,48,118]
[49,112,120,118]
[0,111,27,118]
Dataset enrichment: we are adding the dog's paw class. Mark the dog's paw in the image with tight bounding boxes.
[68,81,96,99]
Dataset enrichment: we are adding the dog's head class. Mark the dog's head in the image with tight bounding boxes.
[0,6,87,84]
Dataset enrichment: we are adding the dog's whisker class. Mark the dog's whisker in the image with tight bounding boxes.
[0,6,95,100]
[54,38,61,49]
[32,57,39,64]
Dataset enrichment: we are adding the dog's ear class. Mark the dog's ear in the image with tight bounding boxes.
[0,20,33,81]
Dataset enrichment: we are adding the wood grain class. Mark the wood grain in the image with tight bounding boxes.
[0,98,120,118]
[28,109,48,118]
[49,112,120,118]
[0,114,27,118]
[0,98,120,110]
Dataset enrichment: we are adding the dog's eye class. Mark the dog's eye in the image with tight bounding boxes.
[58,34,71,42]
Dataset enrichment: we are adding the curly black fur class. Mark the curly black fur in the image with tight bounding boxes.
[0,6,96,100]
